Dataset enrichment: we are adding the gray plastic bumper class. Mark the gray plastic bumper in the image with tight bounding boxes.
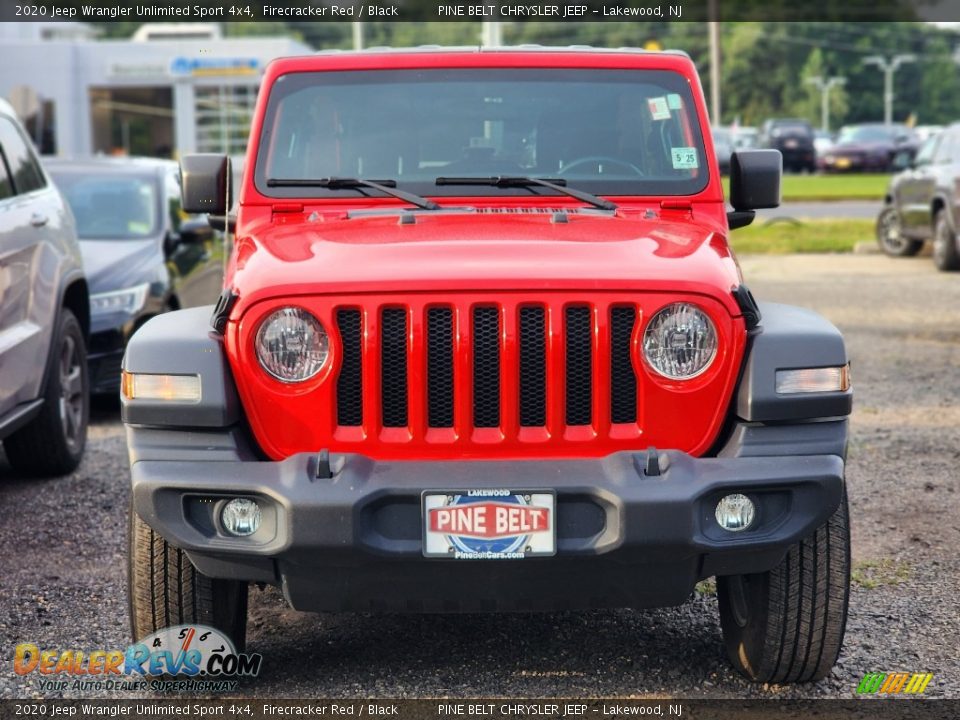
[129,423,845,613]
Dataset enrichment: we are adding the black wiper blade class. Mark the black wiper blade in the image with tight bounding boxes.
[266,177,440,211]
[436,176,617,211]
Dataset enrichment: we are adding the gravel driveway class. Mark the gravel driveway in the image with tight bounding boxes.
[1,253,957,700]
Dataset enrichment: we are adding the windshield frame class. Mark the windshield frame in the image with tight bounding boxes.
[253,67,711,201]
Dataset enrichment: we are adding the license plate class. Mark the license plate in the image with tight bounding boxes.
[836,157,852,168]
[784,139,799,149]
[422,490,556,559]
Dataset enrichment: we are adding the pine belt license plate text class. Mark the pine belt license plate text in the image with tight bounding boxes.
[422,490,556,559]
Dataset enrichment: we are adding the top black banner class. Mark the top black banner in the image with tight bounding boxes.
[5,0,960,23]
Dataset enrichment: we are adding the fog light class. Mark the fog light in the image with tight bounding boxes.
[221,498,261,537]
[715,494,755,532]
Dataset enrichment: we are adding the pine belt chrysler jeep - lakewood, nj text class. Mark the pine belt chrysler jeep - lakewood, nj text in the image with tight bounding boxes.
[121,48,853,684]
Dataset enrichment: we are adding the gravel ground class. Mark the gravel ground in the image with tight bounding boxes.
[1,253,957,700]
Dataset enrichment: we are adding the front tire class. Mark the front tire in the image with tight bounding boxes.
[932,208,960,271]
[4,309,88,477]
[876,206,922,257]
[128,508,248,650]
[717,489,850,683]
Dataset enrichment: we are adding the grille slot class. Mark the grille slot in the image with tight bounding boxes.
[380,308,408,427]
[427,307,454,427]
[565,306,593,426]
[610,307,638,424]
[518,306,546,426]
[336,309,363,426]
[472,306,501,428]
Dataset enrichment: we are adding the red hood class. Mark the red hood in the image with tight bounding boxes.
[229,206,743,317]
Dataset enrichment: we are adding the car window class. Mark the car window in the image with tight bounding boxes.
[838,125,894,144]
[914,136,939,166]
[0,118,46,194]
[773,122,812,137]
[166,171,183,233]
[48,171,160,240]
[932,131,956,165]
[0,153,12,200]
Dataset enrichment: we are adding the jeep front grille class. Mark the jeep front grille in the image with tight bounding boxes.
[333,298,640,442]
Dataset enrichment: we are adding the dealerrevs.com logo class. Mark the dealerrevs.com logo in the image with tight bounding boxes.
[14,625,261,693]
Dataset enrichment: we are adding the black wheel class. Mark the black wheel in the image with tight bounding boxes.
[932,208,960,271]
[717,489,850,683]
[876,206,922,257]
[4,309,88,477]
[128,507,248,650]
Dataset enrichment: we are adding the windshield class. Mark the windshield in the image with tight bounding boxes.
[837,125,898,144]
[255,68,709,199]
[51,171,159,240]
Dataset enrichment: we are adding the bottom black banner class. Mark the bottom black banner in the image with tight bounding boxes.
[0,699,955,720]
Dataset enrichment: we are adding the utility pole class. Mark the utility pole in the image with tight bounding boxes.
[805,76,846,132]
[708,0,720,126]
[863,54,916,125]
[352,22,364,51]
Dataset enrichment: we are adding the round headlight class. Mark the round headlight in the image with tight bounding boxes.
[255,307,329,382]
[642,302,718,380]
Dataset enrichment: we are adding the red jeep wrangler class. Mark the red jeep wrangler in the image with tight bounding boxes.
[122,48,852,683]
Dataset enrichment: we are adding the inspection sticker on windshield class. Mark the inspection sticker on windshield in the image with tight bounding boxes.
[648,96,671,120]
[671,147,699,169]
[667,93,684,110]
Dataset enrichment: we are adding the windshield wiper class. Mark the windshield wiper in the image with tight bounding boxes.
[435,176,617,211]
[266,177,440,211]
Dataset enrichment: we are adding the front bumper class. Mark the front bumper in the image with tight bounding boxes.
[129,423,846,613]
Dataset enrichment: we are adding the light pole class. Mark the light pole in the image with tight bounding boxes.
[805,75,846,132]
[863,54,916,126]
[708,0,720,126]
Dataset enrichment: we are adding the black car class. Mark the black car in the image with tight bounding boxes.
[876,126,960,271]
[759,118,817,173]
[45,157,225,393]
[822,123,919,173]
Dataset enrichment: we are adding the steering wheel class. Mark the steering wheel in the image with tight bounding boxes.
[558,156,644,176]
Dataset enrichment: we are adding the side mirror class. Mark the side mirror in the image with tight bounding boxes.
[727,150,782,230]
[178,217,215,244]
[180,154,231,215]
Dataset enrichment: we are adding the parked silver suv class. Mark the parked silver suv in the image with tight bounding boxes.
[0,99,89,476]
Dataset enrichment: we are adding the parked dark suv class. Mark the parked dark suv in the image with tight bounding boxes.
[0,100,90,476]
[876,126,960,271]
[759,118,816,173]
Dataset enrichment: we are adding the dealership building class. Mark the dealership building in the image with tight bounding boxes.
[0,23,312,160]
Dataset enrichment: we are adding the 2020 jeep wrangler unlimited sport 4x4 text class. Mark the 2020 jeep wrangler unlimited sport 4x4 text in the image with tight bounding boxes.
[122,48,852,684]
